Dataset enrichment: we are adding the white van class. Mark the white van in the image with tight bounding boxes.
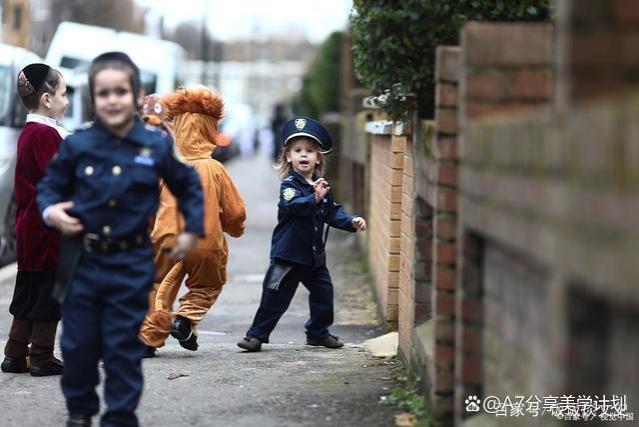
[0,43,42,266]
[46,21,186,127]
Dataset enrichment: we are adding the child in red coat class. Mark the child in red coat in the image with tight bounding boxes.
[1,63,69,376]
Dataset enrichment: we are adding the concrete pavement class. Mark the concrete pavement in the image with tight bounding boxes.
[0,151,400,426]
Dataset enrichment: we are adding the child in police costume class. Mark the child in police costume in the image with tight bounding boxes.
[37,52,204,427]
[1,63,69,376]
[140,87,246,356]
[237,117,367,352]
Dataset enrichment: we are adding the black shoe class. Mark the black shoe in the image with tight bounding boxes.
[237,336,262,352]
[170,316,193,341]
[306,334,344,349]
[30,357,63,376]
[1,356,29,373]
[143,345,157,358]
[179,334,198,351]
[66,414,91,426]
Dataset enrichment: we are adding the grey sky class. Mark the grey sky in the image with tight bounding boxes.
[134,0,353,42]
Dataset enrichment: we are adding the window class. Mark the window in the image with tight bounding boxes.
[60,57,90,70]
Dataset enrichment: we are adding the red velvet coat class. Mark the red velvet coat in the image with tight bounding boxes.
[14,122,61,271]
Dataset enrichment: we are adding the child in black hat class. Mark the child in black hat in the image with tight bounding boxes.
[37,52,204,426]
[238,116,366,352]
[1,63,69,377]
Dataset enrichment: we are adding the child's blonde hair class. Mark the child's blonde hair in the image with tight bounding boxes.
[276,137,326,180]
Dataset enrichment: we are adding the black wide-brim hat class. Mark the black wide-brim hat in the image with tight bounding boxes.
[17,63,51,97]
[281,116,332,152]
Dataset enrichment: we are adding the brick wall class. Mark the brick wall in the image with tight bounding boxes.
[429,46,462,423]
[456,11,639,427]
[343,3,639,426]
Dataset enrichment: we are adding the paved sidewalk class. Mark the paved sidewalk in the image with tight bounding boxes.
[0,152,400,426]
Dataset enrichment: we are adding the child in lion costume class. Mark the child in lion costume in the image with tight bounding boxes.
[140,88,246,356]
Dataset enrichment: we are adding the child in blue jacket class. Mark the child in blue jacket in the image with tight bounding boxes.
[238,116,366,352]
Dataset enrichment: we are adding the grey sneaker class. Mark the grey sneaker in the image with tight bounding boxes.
[237,336,262,352]
[306,335,344,349]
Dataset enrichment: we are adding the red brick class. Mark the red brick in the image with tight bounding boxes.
[436,83,459,108]
[415,302,430,321]
[435,242,456,265]
[416,239,432,259]
[466,72,502,98]
[436,162,458,187]
[436,108,458,134]
[435,321,455,342]
[435,266,456,290]
[435,215,457,240]
[436,188,458,212]
[416,197,434,215]
[461,355,481,383]
[462,327,482,353]
[612,0,639,24]
[571,30,639,67]
[461,297,480,322]
[509,69,552,99]
[434,136,459,160]
[435,343,455,364]
[415,219,431,239]
[436,293,455,316]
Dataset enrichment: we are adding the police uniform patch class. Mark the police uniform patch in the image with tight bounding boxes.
[139,147,153,157]
[283,187,296,201]
[295,118,306,130]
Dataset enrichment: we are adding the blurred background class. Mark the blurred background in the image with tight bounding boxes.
[0,0,352,266]
[0,0,351,157]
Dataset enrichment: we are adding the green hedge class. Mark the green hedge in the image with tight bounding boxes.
[297,31,343,118]
[351,0,552,120]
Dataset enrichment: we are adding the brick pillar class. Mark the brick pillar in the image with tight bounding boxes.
[454,233,483,425]
[368,129,406,329]
[398,133,416,358]
[430,46,461,424]
[456,22,554,424]
[555,0,639,109]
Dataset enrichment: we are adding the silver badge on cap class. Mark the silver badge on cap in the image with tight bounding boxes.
[295,118,306,130]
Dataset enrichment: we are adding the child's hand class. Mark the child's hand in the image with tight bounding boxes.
[46,201,84,235]
[170,232,198,260]
[313,178,330,203]
[352,217,367,231]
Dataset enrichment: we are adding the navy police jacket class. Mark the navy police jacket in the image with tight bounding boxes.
[37,117,204,239]
[270,171,356,266]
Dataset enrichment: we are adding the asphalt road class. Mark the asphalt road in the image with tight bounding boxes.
[0,151,400,427]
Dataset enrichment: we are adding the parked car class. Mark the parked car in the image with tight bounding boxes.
[0,44,42,266]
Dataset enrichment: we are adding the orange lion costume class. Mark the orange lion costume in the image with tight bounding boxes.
[140,88,246,352]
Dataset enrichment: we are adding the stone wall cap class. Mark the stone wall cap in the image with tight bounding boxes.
[365,120,393,135]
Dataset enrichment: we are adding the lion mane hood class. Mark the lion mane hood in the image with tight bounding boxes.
[162,87,224,160]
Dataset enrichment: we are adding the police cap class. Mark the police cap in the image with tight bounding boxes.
[281,116,332,152]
